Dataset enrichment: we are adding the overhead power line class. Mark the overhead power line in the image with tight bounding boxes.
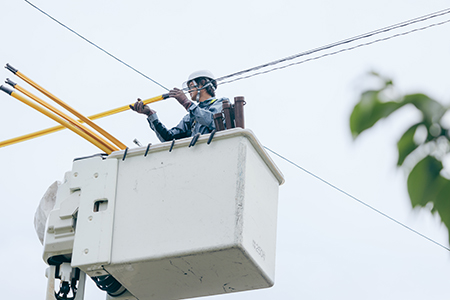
[263,146,450,252]
[218,17,450,86]
[214,7,450,84]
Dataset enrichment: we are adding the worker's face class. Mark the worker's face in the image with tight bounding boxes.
[188,81,199,101]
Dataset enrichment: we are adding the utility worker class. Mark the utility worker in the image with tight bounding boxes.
[130,70,227,142]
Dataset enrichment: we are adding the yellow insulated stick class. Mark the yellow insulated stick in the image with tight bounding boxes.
[0,85,113,154]
[5,79,118,153]
[5,63,127,150]
[0,93,169,148]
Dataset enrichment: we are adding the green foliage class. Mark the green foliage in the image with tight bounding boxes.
[407,156,444,207]
[349,90,401,138]
[350,73,450,242]
[396,122,423,166]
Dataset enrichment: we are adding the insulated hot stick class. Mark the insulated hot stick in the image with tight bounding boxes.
[0,85,113,154]
[0,92,169,148]
[4,78,118,153]
[5,63,127,150]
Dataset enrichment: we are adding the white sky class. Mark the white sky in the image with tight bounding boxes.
[1,1,450,299]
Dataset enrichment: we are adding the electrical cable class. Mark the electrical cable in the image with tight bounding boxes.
[185,14,450,92]
[263,146,450,252]
[218,18,450,86]
[24,0,169,92]
[214,7,450,84]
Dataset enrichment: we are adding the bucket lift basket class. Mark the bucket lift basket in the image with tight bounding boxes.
[43,128,284,300]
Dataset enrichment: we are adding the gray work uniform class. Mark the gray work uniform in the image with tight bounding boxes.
[147,97,227,142]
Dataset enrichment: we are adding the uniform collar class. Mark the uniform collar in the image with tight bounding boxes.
[198,97,217,107]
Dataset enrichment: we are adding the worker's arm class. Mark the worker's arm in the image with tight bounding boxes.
[147,113,191,142]
[130,98,189,142]
[168,88,226,132]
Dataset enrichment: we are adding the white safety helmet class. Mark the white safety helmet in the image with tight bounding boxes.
[182,70,216,90]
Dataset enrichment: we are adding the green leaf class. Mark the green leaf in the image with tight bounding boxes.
[406,153,450,244]
[350,90,401,138]
[396,123,421,166]
[403,94,445,124]
[407,156,443,207]
[432,179,450,242]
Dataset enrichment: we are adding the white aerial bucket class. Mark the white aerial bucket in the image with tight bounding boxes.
[43,128,284,300]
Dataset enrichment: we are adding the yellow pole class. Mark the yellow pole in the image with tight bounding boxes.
[7,65,127,150]
[0,94,169,148]
[0,86,112,154]
[95,94,168,118]
[11,82,119,153]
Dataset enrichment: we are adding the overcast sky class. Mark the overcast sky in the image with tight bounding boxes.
[1,1,450,299]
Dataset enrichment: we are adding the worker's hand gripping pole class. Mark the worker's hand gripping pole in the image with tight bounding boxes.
[0,85,113,154]
[104,93,169,118]
[5,79,119,153]
[5,63,127,150]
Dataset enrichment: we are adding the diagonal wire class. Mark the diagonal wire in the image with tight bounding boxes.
[17,0,450,253]
[24,0,169,91]
[218,17,450,86]
[263,145,450,252]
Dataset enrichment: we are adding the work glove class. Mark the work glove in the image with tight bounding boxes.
[129,99,155,116]
[169,88,192,110]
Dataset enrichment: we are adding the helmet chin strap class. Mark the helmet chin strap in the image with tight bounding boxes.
[191,79,216,102]
[196,86,201,102]
[193,81,201,102]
